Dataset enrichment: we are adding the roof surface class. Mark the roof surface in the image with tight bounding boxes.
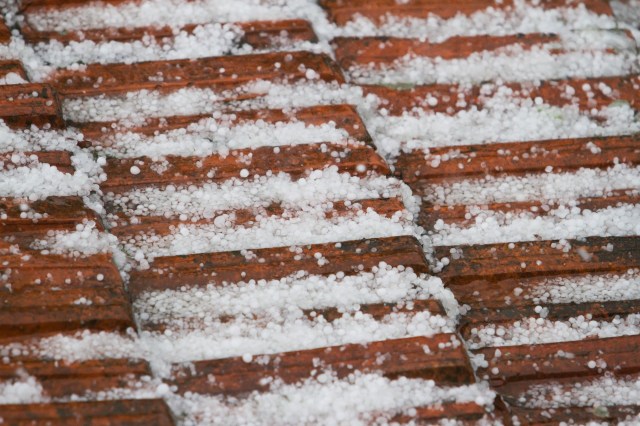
[0,0,639,424]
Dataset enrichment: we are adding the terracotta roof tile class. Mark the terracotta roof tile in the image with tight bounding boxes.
[1,0,638,423]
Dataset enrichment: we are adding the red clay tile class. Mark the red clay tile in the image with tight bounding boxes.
[509,405,640,424]
[461,299,640,340]
[169,335,474,395]
[4,0,636,421]
[419,191,638,230]
[0,60,27,81]
[0,83,64,128]
[108,197,407,238]
[474,335,640,422]
[100,142,389,193]
[22,18,317,50]
[19,0,130,11]
[48,51,345,97]
[475,334,640,390]
[319,0,613,26]
[396,134,640,185]
[76,104,372,145]
[436,236,640,287]
[364,75,640,115]
[0,358,151,398]
[1,196,104,235]
[129,235,429,295]
[0,151,75,173]
[390,401,491,423]
[0,243,134,338]
[0,399,175,426]
[0,17,10,44]
[0,302,135,339]
[334,34,563,68]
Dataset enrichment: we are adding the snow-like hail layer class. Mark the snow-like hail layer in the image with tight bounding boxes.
[31,168,422,267]
[104,169,417,221]
[30,24,330,69]
[611,0,640,46]
[132,265,458,363]
[134,265,459,324]
[528,270,640,305]
[522,374,640,411]
[138,306,453,364]
[33,24,247,67]
[371,92,640,158]
[118,206,418,266]
[346,31,640,86]
[428,203,640,246]
[172,374,495,426]
[0,152,101,200]
[0,373,47,405]
[0,331,139,364]
[61,81,366,123]
[89,118,350,159]
[468,313,640,349]
[7,0,622,80]
[0,72,27,85]
[29,220,122,255]
[0,264,457,370]
[0,366,497,426]
[1,0,639,421]
[336,2,618,41]
[23,0,616,43]
[0,121,83,152]
[24,0,320,32]
[423,164,640,205]
[61,80,640,160]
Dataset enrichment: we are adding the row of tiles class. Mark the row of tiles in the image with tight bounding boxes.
[2,0,640,424]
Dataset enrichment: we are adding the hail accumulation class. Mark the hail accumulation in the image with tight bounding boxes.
[119,207,418,266]
[1,0,639,423]
[529,271,640,304]
[131,264,457,363]
[428,203,640,246]
[61,81,368,123]
[90,119,350,158]
[371,88,640,158]
[347,31,639,86]
[0,154,99,200]
[523,374,640,410]
[105,169,416,221]
[0,122,82,152]
[172,374,495,426]
[20,0,618,41]
[0,264,458,372]
[468,314,640,349]
[135,265,459,323]
[423,165,640,205]
[0,370,498,425]
[139,309,454,364]
[31,25,333,70]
